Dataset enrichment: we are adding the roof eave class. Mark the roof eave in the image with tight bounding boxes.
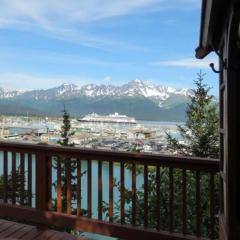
[195,0,213,59]
[196,0,233,59]
[195,46,211,59]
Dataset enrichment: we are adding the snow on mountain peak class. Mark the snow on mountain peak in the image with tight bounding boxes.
[131,79,145,84]
[0,87,25,99]
[54,83,79,96]
[174,88,191,96]
[0,81,190,106]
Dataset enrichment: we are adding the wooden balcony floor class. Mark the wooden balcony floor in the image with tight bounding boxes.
[0,219,86,240]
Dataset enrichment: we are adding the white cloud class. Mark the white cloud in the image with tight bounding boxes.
[0,0,158,25]
[0,0,159,50]
[0,0,199,49]
[0,0,199,26]
[151,57,218,69]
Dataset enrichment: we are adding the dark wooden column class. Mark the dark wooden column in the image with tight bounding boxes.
[220,4,240,240]
[35,150,51,211]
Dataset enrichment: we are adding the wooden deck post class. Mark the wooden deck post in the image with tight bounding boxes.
[35,150,51,211]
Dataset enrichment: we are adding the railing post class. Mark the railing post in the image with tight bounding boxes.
[35,150,51,211]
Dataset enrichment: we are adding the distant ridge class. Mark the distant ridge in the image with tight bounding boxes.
[0,80,190,121]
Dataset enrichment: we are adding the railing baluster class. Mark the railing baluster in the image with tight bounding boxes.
[144,165,148,228]
[57,157,62,213]
[169,167,173,232]
[20,153,25,205]
[109,161,114,222]
[196,171,201,237]
[77,159,82,217]
[156,166,161,230]
[66,157,72,214]
[210,172,215,239]
[98,160,102,220]
[3,151,8,203]
[182,169,187,234]
[120,161,125,224]
[87,159,92,218]
[47,156,52,210]
[28,153,32,207]
[132,163,136,226]
[12,152,16,204]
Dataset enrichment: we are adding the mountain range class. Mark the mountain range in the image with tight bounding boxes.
[0,80,191,121]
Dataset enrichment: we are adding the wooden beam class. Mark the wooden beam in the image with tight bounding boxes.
[0,204,210,240]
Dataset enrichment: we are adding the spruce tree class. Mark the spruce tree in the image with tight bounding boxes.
[53,105,87,219]
[54,106,76,213]
[166,71,219,158]
[102,72,220,238]
[58,105,74,147]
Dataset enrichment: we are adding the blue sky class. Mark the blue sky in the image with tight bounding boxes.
[0,0,218,94]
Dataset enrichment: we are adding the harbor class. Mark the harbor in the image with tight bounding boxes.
[0,114,182,154]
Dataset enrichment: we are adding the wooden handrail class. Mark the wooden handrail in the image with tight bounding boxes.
[0,141,219,170]
[0,141,220,240]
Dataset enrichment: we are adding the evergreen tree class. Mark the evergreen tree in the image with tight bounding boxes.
[0,167,29,205]
[166,71,219,158]
[54,106,76,213]
[102,71,220,238]
[53,106,87,220]
[58,105,74,147]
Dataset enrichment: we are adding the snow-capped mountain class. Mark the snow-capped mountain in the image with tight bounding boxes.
[18,84,80,100]
[116,80,190,106]
[76,79,190,99]
[0,80,191,121]
[0,87,24,98]
[1,80,191,103]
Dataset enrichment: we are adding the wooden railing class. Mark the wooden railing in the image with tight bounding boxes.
[0,142,219,240]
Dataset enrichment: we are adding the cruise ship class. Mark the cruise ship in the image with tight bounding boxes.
[79,112,137,124]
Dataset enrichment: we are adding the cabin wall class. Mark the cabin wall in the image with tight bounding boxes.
[220,3,240,239]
